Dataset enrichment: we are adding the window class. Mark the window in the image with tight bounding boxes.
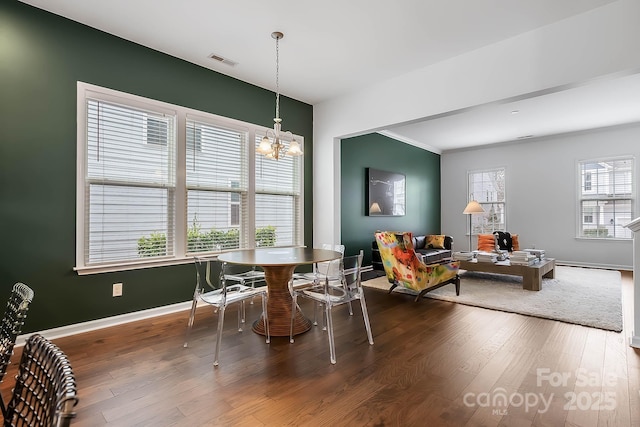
[578,157,634,239]
[467,168,506,235]
[145,117,168,146]
[255,134,302,246]
[584,172,592,191]
[76,82,303,273]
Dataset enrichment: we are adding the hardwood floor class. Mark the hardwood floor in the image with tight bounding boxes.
[2,271,638,426]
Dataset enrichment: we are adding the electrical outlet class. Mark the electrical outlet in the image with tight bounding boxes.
[112,282,123,297]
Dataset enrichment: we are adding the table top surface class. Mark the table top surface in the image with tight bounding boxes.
[217,247,342,266]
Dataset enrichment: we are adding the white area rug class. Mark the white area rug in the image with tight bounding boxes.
[363,266,623,332]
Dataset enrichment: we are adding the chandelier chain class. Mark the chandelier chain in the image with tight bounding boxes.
[275,35,280,120]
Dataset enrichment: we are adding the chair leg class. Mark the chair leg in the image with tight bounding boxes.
[237,300,245,332]
[455,276,461,296]
[214,306,226,367]
[341,279,354,316]
[325,304,336,364]
[262,294,270,344]
[313,300,319,326]
[289,293,297,343]
[183,295,199,348]
[359,290,374,345]
[319,302,327,330]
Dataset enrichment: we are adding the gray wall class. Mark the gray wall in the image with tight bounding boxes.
[442,123,640,270]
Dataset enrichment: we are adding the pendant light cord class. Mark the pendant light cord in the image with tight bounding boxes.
[275,35,280,121]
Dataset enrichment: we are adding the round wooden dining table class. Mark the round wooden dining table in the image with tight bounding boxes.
[217,247,342,337]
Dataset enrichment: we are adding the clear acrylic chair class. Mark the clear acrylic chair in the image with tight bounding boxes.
[4,334,78,427]
[183,257,269,367]
[0,282,34,418]
[292,244,345,326]
[289,250,373,364]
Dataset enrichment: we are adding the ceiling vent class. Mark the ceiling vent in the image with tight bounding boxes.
[209,53,237,67]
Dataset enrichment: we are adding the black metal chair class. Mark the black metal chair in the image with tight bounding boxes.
[3,334,78,427]
[0,283,34,417]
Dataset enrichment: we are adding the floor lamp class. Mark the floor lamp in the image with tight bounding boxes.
[463,200,485,251]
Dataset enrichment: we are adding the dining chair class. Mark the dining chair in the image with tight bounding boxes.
[183,257,270,367]
[3,334,78,427]
[292,244,345,327]
[0,282,34,418]
[289,250,373,364]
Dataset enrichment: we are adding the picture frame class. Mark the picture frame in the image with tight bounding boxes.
[366,168,405,216]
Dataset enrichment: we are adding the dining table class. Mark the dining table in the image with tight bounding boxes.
[217,247,342,337]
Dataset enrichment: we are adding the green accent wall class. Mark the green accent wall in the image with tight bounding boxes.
[341,133,441,265]
[0,1,313,332]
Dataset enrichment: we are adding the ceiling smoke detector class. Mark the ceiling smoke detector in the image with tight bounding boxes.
[208,53,237,67]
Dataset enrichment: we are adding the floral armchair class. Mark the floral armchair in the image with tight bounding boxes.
[374,231,460,302]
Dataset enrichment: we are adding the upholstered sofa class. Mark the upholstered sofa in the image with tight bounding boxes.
[412,234,453,263]
[373,231,460,301]
[372,233,453,271]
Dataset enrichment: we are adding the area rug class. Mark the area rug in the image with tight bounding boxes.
[362,266,623,332]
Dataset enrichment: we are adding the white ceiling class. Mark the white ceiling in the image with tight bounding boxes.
[19,0,640,151]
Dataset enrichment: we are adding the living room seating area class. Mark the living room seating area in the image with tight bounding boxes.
[373,231,460,302]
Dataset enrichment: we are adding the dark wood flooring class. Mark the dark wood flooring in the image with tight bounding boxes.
[2,271,638,426]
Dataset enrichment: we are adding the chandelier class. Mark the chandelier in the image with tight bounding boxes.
[257,31,303,160]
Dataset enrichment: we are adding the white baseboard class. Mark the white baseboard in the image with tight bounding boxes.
[16,301,193,347]
[555,260,633,271]
[630,334,640,349]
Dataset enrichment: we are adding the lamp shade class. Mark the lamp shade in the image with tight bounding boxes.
[463,200,485,214]
[369,202,382,214]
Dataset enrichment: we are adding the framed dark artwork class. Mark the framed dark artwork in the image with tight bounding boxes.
[366,168,405,216]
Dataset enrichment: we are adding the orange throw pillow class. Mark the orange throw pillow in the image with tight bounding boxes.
[511,234,520,251]
[477,234,496,252]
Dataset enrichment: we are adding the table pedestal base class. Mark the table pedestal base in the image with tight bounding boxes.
[251,265,312,336]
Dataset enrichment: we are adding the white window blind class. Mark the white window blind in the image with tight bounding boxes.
[578,158,634,239]
[255,134,302,246]
[76,82,304,273]
[85,99,176,264]
[468,168,506,234]
[186,118,248,252]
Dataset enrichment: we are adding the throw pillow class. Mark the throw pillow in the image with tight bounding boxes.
[426,234,446,249]
[477,234,496,252]
[413,235,427,250]
[493,231,513,251]
[511,234,520,251]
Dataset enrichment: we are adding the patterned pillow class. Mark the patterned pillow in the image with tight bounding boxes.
[426,235,446,249]
[493,231,513,251]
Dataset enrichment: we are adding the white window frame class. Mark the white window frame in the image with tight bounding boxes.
[576,156,634,240]
[229,180,241,227]
[75,82,304,274]
[467,167,506,235]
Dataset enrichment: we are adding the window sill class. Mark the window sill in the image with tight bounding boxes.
[574,237,633,242]
[74,256,211,275]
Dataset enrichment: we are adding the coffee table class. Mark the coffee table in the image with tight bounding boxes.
[458,258,555,291]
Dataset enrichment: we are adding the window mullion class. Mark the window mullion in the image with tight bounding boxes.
[247,129,257,248]
[175,112,187,258]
